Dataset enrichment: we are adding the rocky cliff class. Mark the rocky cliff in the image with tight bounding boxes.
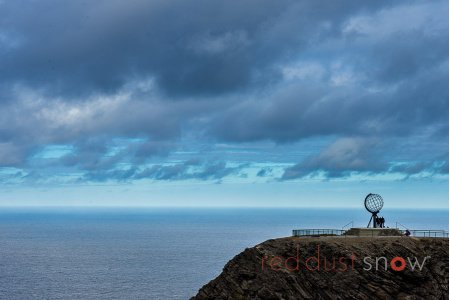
[191,237,448,300]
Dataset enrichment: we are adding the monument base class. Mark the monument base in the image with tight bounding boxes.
[344,227,403,237]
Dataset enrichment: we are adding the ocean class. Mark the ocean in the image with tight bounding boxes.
[0,207,447,299]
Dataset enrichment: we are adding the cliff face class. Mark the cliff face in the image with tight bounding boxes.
[191,237,449,300]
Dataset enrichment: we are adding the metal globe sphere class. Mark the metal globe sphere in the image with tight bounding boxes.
[364,193,384,213]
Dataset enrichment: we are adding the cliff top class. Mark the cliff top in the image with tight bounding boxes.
[192,237,449,300]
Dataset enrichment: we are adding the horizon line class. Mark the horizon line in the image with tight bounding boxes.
[0,205,447,210]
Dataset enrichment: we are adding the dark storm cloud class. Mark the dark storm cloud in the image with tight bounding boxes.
[60,138,177,172]
[257,168,272,177]
[133,161,246,182]
[79,160,246,182]
[282,138,387,179]
[281,137,448,180]
[0,0,447,182]
[82,168,138,183]
[212,65,448,143]
[0,0,397,98]
[390,161,448,176]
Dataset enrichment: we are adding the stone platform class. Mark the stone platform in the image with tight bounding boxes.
[343,227,403,237]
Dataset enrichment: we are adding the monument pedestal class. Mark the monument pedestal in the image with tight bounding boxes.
[344,227,403,237]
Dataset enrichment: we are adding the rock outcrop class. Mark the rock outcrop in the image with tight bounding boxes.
[191,237,448,300]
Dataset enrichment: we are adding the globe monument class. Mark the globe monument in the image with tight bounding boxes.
[365,193,385,228]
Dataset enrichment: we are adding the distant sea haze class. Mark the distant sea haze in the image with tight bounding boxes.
[0,207,447,299]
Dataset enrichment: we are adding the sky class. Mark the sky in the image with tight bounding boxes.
[0,0,448,208]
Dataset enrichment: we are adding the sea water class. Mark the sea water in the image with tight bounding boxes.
[0,207,447,299]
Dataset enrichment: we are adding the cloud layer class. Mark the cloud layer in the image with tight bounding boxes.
[0,0,447,184]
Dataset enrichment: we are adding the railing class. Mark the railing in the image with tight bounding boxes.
[394,222,449,237]
[292,228,449,238]
[395,222,409,230]
[342,221,354,230]
[399,230,449,238]
[292,229,345,236]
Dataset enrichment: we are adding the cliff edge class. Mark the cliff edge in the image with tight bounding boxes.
[191,237,448,300]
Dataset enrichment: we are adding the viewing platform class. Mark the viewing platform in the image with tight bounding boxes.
[292,228,449,238]
[292,194,449,239]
